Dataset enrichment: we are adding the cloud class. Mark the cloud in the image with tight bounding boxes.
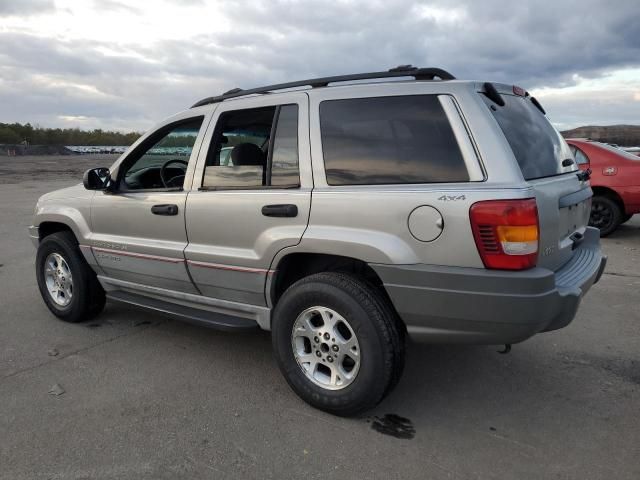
[532,68,640,129]
[0,0,638,131]
[91,0,141,15]
[0,0,54,16]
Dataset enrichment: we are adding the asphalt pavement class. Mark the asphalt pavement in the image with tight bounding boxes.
[0,155,638,479]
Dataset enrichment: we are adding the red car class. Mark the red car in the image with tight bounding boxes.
[567,139,640,235]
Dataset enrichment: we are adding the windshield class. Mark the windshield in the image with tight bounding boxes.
[481,93,577,180]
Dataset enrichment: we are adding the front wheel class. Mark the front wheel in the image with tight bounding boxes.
[589,196,622,237]
[272,272,404,416]
[36,231,105,322]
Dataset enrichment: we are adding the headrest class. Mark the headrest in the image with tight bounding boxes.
[230,143,265,166]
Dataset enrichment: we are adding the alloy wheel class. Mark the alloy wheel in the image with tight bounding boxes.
[291,306,361,390]
[44,252,73,307]
[590,200,614,231]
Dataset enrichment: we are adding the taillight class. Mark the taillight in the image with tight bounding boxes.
[469,199,539,270]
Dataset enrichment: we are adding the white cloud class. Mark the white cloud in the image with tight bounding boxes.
[0,0,638,131]
[532,68,640,129]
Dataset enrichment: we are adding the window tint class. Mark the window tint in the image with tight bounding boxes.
[121,117,203,190]
[481,93,576,180]
[319,95,469,185]
[202,104,300,189]
[271,105,300,186]
[569,145,589,165]
[203,106,273,188]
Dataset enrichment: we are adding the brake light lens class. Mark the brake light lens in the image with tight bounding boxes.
[469,199,539,270]
[513,85,526,96]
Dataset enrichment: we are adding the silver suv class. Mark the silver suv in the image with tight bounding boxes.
[30,66,606,415]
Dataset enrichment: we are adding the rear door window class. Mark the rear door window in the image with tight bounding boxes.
[202,104,300,189]
[481,93,576,180]
[319,95,469,185]
[270,105,300,187]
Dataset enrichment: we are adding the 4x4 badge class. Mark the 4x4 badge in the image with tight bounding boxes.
[437,195,466,202]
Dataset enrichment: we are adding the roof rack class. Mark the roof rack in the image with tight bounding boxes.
[191,65,455,108]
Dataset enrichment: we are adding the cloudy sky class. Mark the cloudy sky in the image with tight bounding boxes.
[0,0,638,133]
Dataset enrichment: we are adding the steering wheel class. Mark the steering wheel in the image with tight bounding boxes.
[160,159,188,188]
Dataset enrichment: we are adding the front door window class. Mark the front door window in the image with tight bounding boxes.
[119,117,204,190]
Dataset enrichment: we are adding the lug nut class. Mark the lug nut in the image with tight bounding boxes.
[324,333,330,340]
[314,336,319,343]
[327,356,334,363]
[332,345,339,352]
[315,351,321,357]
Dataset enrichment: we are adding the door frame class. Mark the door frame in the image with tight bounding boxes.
[183,92,312,306]
[190,92,313,191]
[107,104,217,193]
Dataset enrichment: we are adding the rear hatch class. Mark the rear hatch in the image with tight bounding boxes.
[481,87,591,271]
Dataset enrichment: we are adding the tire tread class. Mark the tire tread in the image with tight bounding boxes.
[272,271,405,416]
[36,231,105,322]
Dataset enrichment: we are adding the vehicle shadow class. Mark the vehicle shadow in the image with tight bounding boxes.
[95,302,610,431]
[605,220,640,240]
[374,340,586,424]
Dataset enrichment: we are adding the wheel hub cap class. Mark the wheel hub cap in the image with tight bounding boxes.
[590,201,613,229]
[291,306,361,390]
[44,253,73,307]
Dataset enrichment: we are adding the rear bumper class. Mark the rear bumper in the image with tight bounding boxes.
[371,227,606,345]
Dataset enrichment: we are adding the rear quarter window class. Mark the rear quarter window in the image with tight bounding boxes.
[319,95,469,185]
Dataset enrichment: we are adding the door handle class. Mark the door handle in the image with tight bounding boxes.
[151,204,179,216]
[261,204,298,218]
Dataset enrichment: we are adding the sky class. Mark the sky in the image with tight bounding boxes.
[0,0,638,133]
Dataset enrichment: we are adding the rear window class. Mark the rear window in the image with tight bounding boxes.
[320,95,469,185]
[481,93,576,180]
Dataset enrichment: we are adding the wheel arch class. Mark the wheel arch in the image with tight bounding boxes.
[38,221,76,242]
[35,206,91,244]
[592,186,626,214]
[268,252,401,324]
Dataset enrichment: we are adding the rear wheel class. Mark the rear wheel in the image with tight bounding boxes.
[36,231,105,322]
[272,272,404,416]
[589,196,622,236]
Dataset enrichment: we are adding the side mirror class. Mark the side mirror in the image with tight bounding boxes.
[83,167,110,190]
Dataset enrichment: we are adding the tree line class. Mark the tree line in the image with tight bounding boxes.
[0,122,141,146]
[560,125,640,147]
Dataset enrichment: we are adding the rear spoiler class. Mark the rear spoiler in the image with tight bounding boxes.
[481,82,546,114]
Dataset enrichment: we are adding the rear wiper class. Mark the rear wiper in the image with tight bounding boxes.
[530,96,546,115]
[576,168,592,181]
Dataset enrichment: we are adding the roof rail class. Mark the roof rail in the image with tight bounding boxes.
[191,65,455,108]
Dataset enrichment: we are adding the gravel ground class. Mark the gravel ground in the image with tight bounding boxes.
[0,155,638,479]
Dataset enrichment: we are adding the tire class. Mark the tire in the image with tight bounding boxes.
[621,214,634,224]
[589,196,622,237]
[272,272,405,416]
[36,231,105,322]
